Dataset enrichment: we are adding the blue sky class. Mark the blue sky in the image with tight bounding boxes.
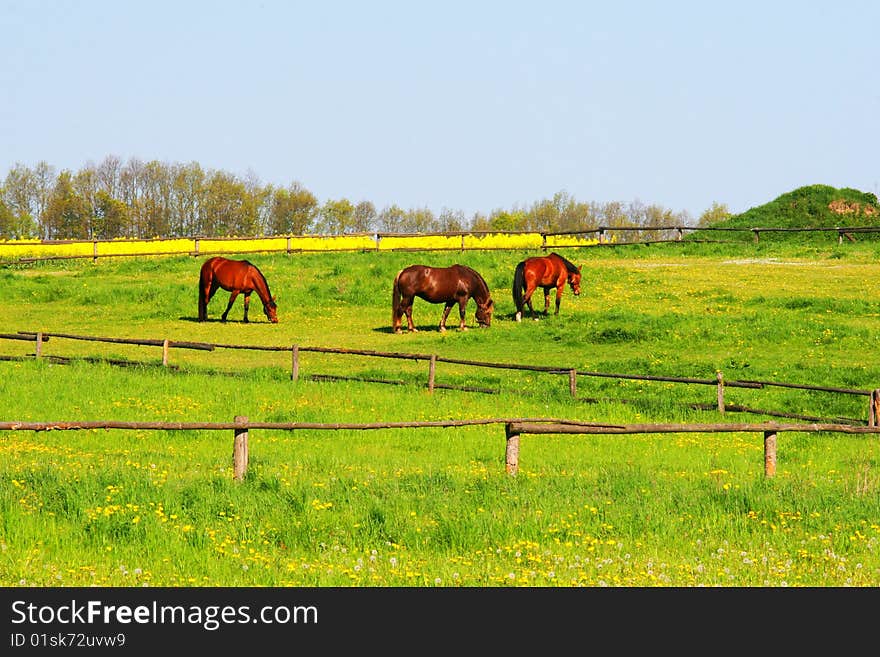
[2,0,878,220]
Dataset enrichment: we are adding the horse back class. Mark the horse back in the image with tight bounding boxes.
[398,264,475,302]
[203,257,255,291]
[524,256,562,287]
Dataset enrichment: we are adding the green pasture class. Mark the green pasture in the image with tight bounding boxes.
[1,241,879,586]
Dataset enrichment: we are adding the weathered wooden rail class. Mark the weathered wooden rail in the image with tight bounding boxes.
[3,224,880,263]
[502,421,880,476]
[2,418,878,480]
[5,330,880,425]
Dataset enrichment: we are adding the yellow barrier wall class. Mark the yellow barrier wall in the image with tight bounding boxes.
[0,232,600,261]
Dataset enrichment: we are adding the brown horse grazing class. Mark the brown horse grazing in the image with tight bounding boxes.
[198,257,278,323]
[512,252,581,321]
[392,264,494,333]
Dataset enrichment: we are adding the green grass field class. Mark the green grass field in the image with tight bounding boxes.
[1,241,879,586]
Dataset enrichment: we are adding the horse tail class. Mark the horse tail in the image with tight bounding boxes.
[197,260,210,322]
[391,269,403,326]
[512,260,525,317]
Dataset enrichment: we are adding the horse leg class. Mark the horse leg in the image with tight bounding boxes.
[457,298,468,331]
[403,297,418,332]
[543,287,552,315]
[555,284,564,315]
[439,302,454,332]
[221,290,239,322]
[523,285,537,319]
[200,280,217,321]
[198,278,209,322]
[242,292,251,323]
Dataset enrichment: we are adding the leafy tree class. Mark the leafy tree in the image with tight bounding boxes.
[488,209,527,231]
[0,197,18,238]
[93,191,129,239]
[43,171,90,239]
[171,162,206,236]
[469,211,490,231]
[2,163,39,238]
[318,198,355,234]
[377,204,407,232]
[401,207,435,233]
[698,202,730,227]
[97,155,123,199]
[352,201,377,233]
[119,158,146,237]
[141,160,173,237]
[268,182,319,235]
[437,208,465,232]
[202,171,257,236]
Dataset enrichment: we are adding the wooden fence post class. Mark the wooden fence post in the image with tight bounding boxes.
[35,332,43,359]
[460,234,465,253]
[505,424,520,476]
[286,236,291,254]
[541,233,547,250]
[428,354,436,392]
[752,229,759,244]
[716,371,724,413]
[870,389,880,427]
[568,369,577,398]
[291,345,299,381]
[763,430,777,477]
[162,339,169,367]
[194,238,200,256]
[233,415,249,481]
[92,240,98,263]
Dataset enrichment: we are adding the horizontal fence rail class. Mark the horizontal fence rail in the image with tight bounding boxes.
[3,417,879,480]
[3,224,880,263]
[502,421,880,476]
[5,330,880,426]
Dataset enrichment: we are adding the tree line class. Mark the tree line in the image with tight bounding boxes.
[0,156,728,241]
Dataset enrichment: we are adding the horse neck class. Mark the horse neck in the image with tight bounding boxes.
[250,267,273,305]
[469,270,490,303]
[549,252,575,277]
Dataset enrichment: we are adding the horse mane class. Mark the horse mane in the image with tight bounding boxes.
[549,252,579,274]
[244,260,275,305]
[459,264,491,300]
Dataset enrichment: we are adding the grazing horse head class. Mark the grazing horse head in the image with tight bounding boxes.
[475,297,494,327]
[568,268,582,296]
[264,295,279,323]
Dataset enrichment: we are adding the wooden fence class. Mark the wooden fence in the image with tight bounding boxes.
[2,417,879,479]
[4,330,880,426]
[3,224,880,263]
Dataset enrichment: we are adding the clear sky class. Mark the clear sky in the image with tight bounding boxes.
[2,0,878,220]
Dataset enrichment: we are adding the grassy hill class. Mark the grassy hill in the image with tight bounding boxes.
[709,184,880,233]
[690,184,880,245]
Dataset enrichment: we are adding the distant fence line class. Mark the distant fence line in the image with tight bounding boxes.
[2,416,879,479]
[5,330,880,427]
[3,224,880,263]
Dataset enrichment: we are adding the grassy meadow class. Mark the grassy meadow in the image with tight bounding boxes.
[1,240,879,586]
